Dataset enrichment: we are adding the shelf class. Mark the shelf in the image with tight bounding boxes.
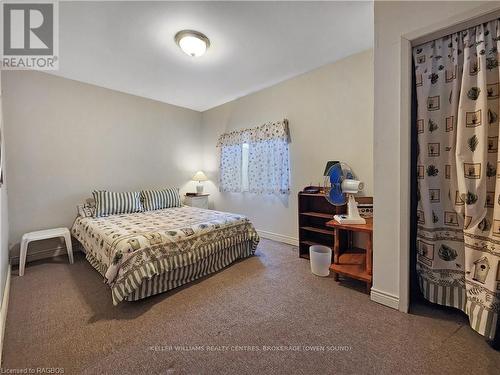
[326,217,373,233]
[339,247,366,255]
[300,226,334,236]
[330,263,371,282]
[300,211,334,219]
[330,248,371,283]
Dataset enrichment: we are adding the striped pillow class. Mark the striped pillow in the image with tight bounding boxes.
[141,188,181,211]
[92,190,143,217]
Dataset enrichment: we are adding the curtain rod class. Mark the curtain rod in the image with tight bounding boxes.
[412,8,500,47]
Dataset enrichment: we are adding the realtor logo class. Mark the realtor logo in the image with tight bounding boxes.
[1,1,58,70]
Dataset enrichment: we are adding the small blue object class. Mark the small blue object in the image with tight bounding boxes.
[329,185,345,205]
[327,164,346,205]
[329,163,343,185]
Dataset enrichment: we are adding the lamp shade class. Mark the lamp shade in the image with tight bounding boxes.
[192,171,208,182]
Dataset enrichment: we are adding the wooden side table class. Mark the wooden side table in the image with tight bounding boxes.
[326,218,373,293]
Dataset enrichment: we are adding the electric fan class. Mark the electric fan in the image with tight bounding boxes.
[324,162,366,224]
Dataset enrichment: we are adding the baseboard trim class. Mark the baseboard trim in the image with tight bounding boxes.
[10,246,81,266]
[256,230,299,246]
[370,288,400,310]
[0,265,11,365]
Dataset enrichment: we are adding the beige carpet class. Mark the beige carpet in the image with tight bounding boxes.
[2,239,499,374]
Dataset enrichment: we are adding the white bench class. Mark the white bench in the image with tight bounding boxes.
[19,227,74,276]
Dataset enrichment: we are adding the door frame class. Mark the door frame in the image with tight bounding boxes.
[398,3,500,313]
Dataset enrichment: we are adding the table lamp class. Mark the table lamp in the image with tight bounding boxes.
[192,171,208,194]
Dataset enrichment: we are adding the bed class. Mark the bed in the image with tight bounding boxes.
[71,206,260,305]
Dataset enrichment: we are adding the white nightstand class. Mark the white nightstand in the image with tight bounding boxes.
[184,194,209,209]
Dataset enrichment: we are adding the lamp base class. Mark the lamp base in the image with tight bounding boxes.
[196,184,204,194]
[334,194,366,224]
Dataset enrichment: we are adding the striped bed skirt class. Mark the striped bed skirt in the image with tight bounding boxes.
[418,276,498,339]
[121,240,254,301]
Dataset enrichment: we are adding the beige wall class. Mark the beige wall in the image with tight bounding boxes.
[0,71,8,301]
[2,71,202,259]
[2,51,374,262]
[373,1,493,308]
[201,50,374,243]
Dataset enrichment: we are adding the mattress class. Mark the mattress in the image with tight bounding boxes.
[71,206,260,304]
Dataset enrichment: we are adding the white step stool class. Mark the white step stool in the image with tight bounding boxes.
[19,227,73,276]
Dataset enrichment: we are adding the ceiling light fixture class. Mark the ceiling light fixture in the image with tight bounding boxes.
[174,30,210,57]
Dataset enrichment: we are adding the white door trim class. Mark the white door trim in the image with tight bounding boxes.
[0,265,11,365]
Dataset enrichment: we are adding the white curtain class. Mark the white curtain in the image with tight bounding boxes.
[217,120,290,194]
[248,138,290,194]
[414,19,500,340]
[219,144,242,193]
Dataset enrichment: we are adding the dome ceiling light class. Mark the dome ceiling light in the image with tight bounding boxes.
[174,30,210,57]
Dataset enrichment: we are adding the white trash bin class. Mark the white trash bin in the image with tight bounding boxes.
[309,245,332,277]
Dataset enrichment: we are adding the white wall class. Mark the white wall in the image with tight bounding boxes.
[2,71,202,258]
[201,50,374,243]
[373,1,492,307]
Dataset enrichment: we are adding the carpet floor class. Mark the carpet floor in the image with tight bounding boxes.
[2,239,499,374]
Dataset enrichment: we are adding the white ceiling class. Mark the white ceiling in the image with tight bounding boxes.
[53,1,373,112]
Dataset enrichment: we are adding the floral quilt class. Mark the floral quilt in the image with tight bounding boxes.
[72,206,259,304]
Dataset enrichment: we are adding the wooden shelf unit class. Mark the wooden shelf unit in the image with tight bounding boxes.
[298,189,345,259]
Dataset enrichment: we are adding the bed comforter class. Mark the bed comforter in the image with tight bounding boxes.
[71,206,260,304]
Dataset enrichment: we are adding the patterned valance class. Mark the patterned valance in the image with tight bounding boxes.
[217,119,289,147]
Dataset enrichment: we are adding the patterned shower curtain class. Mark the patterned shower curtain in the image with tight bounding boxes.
[414,19,500,339]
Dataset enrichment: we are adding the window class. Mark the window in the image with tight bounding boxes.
[217,120,290,195]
